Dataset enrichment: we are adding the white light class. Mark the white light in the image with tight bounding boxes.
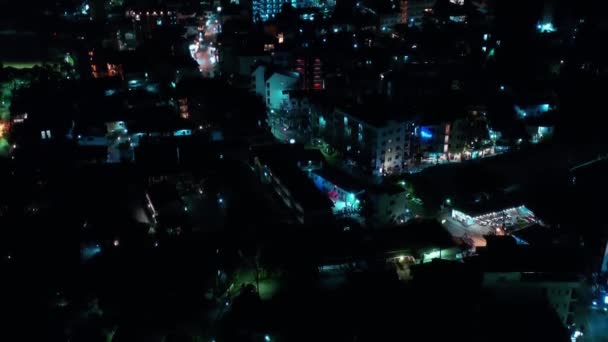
[217,6,222,12]
[289,138,296,144]
[113,239,119,247]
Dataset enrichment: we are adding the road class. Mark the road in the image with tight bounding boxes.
[188,11,220,78]
[439,212,492,247]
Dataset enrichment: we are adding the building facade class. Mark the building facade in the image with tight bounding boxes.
[483,272,580,326]
[253,0,297,22]
[264,71,300,111]
[309,105,416,176]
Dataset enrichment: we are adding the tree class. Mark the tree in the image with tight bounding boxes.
[267,100,312,143]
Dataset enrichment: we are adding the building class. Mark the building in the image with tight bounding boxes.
[417,112,494,163]
[451,204,536,230]
[309,100,416,176]
[266,93,312,143]
[294,56,324,90]
[253,145,333,225]
[126,9,179,40]
[263,71,300,111]
[252,0,335,22]
[476,238,585,326]
[252,64,269,97]
[404,0,436,27]
[253,0,296,22]
[367,184,409,226]
[308,166,365,215]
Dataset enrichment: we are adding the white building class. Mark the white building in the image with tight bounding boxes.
[483,272,580,326]
[252,64,268,97]
[264,71,300,111]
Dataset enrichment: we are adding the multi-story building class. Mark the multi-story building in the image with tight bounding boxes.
[252,0,335,22]
[294,56,324,90]
[252,0,297,22]
[479,242,583,327]
[307,166,409,226]
[403,0,436,27]
[265,71,300,110]
[416,110,493,163]
[253,145,333,225]
[310,101,416,176]
[126,9,178,40]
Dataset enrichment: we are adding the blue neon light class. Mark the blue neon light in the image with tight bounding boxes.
[421,128,433,139]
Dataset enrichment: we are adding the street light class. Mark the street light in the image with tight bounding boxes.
[265,335,271,342]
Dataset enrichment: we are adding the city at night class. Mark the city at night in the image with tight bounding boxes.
[1,0,608,341]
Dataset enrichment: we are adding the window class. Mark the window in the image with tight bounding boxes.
[396,137,401,141]
[319,116,326,128]
[388,157,392,162]
[395,155,400,159]
[389,200,396,205]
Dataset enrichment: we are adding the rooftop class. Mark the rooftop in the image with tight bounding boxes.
[474,237,585,274]
[312,166,365,194]
[336,97,416,127]
[372,219,457,256]
[254,144,332,213]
